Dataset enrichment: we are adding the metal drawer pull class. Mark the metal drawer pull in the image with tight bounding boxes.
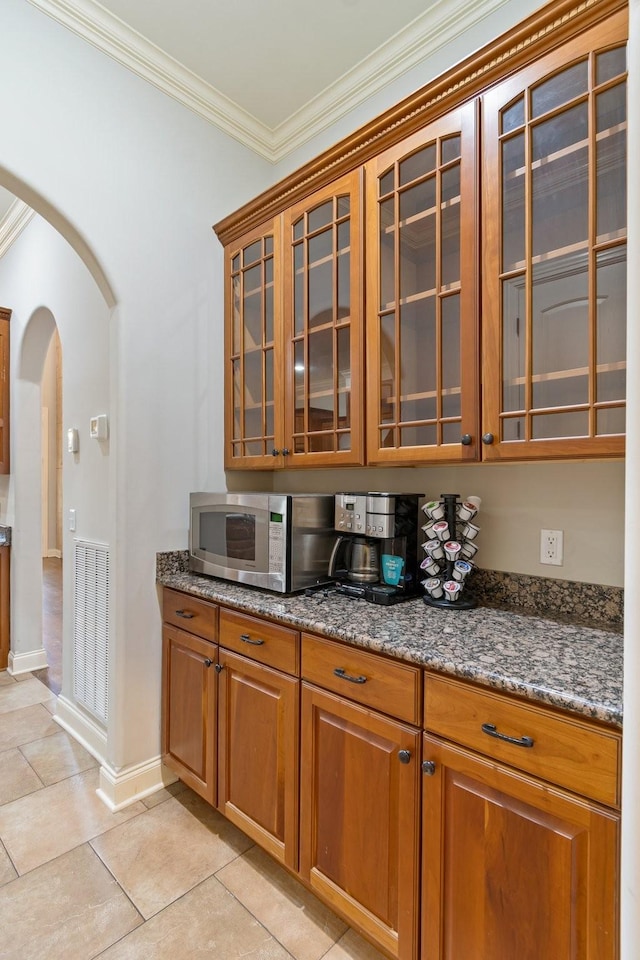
[334,667,367,684]
[240,633,265,646]
[481,722,534,748]
[175,609,195,619]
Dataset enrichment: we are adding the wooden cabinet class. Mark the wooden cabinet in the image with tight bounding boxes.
[0,309,9,475]
[223,171,364,469]
[217,609,300,868]
[300,634,421,960]
[422,674,621,960]
[216,0,627,468]
[162,623,217,804]
[481,10,627,460]
[365,101,479,464]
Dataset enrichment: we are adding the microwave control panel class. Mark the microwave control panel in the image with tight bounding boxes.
[268,511,285,572]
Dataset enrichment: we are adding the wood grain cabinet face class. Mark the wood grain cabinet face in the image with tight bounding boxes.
[217,648,299,869]
[364,102,479,465]
[481,10,628,461]
[421,733,620,960]
[161,623,217,805]
[300,682,421,960]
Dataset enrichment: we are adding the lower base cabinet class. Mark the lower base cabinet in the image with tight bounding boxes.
[421,734,620,960]
[299,682,421,960]
[217,648,299,869]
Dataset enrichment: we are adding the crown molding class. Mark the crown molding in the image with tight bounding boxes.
[28,0,511,164]
[0,200,36,260]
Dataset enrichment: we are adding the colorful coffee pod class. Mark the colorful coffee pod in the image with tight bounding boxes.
[432,520,450,541]
[443,579,461,601]
[444,540,462,562]
[459,540,478,559]
[452,559,473,581]
[423,538,445,560]
[422,499,446,520]
[420,555,441,575]
[457,500,478,522]
[423,577,444,599]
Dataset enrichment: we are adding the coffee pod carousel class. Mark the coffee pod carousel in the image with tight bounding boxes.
[420,493,479,610]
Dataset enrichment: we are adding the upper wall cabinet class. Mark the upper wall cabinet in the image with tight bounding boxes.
[282,171,364,467]
[481,11,627,461]
[365,102,479,464]
[216,0,627,471]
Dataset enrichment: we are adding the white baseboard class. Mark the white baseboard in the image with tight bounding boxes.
[54,694,107,764]
[8,647,49,674]
[97,757,179,812]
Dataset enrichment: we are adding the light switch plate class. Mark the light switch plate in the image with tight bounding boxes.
[89,414,108,440]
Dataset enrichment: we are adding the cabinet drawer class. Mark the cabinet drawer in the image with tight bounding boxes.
[424,673,621,807]
[162,588,217,642]
[301,633,421,725]
[219,608,299,675]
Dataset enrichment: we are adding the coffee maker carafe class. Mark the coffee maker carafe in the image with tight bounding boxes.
[328,492,422,604]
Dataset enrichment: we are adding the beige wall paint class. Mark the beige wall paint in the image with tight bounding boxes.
[228,459,624,587]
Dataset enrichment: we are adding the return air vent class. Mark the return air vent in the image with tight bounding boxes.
[73,540,109,724]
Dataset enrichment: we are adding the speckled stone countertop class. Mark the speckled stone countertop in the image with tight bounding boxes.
[157,557,623,728]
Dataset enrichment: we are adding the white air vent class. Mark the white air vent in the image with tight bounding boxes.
[73,541,110,724]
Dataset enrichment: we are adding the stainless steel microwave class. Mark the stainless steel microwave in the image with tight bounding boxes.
[189,492,335,593]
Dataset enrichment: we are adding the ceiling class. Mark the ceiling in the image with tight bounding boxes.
[27,0,507,161]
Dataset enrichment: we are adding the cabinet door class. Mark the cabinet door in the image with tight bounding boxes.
[421,734,620,960]
[162,624,217,804]
[217,649,299,869]
[300,683,420,960]
[283,170,364,466]
[481,11,627,460]
[365,102,479,464]
[224,218,284,468]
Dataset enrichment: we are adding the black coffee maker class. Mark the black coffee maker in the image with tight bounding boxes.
[328,492,423,604]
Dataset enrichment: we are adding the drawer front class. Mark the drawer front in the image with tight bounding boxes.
[219,608,299,675]
[301,633,421,725]
[424,673,621,807]
[163,588,217,642]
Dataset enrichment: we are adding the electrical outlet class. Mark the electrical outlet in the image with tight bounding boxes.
[540,529,563,566]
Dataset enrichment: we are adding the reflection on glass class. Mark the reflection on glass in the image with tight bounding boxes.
[596,46,626,86]
[244,240,262,265]
[441,202,460,287]
[308,259,333,327]
[399,144,436,186]
[597,246,627,403]
[337,327,351,429]
[265,285,273,343]
[232,275,241,354]
[532,411,588,439]
[308,201,333,233]
[502,276,525,412]
[264,236,273,256]
[338,432,351,451]
[596,84,626,238]
[308,328,334,432]
[232,253,240,272]
[400,184,436,299]
[442,135,461,164]
[501,96,525,134]
[502,133,525,269]
[442,422,461,444]
[232,359,241,439]
[380,168,395,196]
[293,217,304,242]
[337,250,350,320]
[380,197,395,309]
[442,295,460,418]
[532,254,589,409]
[337,221,350,252]
[294,244,304,335]
[531,60,588,118]
[401,425,437,446]
[337,195,350,218]
[294,340,305,424]
[532,104,588,258]
[597,408,625,436]
[265,349,274,438]
[380,313,396,423]
[502,418,524,442]
[243,265,262,348]
[441,165,460,204]
[245,441,263,457]
[400,300,435,426]
[294,437,305,453]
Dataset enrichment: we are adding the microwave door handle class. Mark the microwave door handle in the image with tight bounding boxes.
[328,536,346,578]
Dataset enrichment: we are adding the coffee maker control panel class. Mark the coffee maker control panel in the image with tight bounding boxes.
[334,493,368,533]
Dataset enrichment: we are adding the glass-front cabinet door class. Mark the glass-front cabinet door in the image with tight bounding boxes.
[481,11,627,461]
[224,218,283,469]
[364,102,479,464]
[282,171,364,467]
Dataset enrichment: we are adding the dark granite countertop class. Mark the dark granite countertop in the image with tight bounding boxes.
[0,525,11,547]
[157,559,623,729]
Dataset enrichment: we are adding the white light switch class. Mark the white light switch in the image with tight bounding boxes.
[68,509,76,532]
[67,428,79,453]
[89,415,108,440]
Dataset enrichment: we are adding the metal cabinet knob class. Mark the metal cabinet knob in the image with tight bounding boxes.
[271,448,280,457]
[461,434,473,446]
[422,760,436,776]
[282,448,290,457]
[398,749,412,764]
[203,657,213,668]
[481,433,495,445]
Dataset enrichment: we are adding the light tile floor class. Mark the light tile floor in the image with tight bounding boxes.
[0,671,387,960]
